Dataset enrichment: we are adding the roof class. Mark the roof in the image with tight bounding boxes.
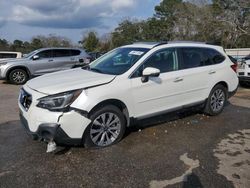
[124,41,222,49]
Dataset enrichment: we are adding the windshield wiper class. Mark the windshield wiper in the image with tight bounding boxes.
[90,68,103,73]
[81,65,104,73]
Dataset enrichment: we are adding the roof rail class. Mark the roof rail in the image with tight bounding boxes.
[153,41,168,48]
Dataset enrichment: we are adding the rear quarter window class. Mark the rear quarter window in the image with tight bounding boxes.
[203,48,225,65]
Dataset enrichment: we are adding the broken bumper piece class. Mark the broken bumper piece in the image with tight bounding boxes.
[19,110,91,146]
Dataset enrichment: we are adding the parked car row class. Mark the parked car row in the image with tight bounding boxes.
[0,48,91,84]
[18,41,239,151]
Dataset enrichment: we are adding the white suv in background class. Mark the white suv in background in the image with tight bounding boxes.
[237,57,250,86]
[0,51,22,60]
[19,42,238,149]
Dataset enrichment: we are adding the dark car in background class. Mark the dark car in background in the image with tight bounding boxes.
[88,52,105,62]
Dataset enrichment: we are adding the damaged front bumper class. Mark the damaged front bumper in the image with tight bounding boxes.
[19,104,91,146]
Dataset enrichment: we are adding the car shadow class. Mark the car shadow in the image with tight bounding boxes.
[182,173,203,188]
[125,105,205,137]
[125,100,231,137]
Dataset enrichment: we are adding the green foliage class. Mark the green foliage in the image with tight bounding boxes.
[82,31,99,52]
[0,34,73,53]
[109,0,250,48]
[1,0,249,52]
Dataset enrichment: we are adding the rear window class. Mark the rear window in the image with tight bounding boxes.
[0,53,17,58]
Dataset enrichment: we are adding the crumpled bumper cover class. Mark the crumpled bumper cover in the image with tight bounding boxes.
[20,110,91,146]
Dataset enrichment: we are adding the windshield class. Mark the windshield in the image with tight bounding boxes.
[89,47,149,75]
[24,50,39,58]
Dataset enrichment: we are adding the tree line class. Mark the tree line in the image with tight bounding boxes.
[1,0,249,54]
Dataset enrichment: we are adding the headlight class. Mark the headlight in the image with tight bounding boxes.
[37,90,82,111]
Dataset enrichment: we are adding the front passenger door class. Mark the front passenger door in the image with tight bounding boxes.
[130,48,187,118]
[29,49,55,75]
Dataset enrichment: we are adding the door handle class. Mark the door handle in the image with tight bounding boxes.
[174,77,183,82]
[48,59,53,62]
[209,70,216,74]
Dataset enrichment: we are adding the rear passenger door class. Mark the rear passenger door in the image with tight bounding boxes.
[52,49,75,71]
[176,47,224,105]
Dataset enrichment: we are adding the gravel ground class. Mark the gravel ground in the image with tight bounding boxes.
[0,80,249,188]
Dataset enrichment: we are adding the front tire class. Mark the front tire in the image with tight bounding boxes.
[84,105,126,148]
[9,69,28,85]
[204,84,227,116]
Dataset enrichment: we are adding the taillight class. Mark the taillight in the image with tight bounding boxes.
[231,63,237,73]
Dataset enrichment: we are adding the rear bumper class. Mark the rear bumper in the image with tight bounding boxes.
[238,76,250,82]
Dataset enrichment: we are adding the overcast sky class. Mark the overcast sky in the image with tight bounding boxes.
[0,0,161,43]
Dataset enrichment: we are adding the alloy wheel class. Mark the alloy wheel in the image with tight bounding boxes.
[90,112,121,147]
[12,71,26,84]
[210,89,225,112]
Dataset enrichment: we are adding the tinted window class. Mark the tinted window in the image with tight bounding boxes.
[179,48,204,69]
[132,48,177,77]
[0,53,17,58]
[71,50,81,56]
[179,47,225,69]
[37,50,52,59]
[204,48,225,64]
[53,49,71,57]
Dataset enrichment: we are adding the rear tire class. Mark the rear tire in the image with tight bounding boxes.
[9,69,28,85]
[204,84,227,116]
[83,105,126,148]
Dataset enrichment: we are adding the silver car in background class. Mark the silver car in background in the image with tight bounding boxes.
[0,48,90,84]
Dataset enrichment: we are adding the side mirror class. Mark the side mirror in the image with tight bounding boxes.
[32,55,39,60]
[141,67,160,83]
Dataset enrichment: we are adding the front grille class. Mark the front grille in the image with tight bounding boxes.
[19,88,32,111]
[238,72,244,76]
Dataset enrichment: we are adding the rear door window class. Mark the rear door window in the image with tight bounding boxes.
[71,50,81,56]
[53,49,71,58]
[179,48,204,69]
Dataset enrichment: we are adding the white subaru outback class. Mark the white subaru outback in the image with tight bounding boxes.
[19,42,238,149]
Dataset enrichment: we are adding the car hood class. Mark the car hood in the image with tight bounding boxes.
[26,68,116,95]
